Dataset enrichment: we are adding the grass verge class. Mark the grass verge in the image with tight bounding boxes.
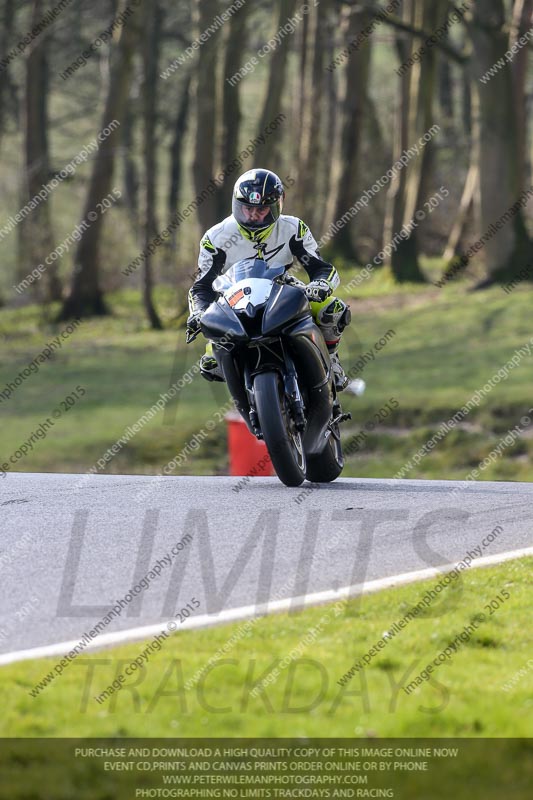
[1,278,533,481]
[1,557,532,738]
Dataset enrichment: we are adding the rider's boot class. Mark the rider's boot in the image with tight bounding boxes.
[329,348,349,392]
[313,297,352,392]
[200,342,225,382]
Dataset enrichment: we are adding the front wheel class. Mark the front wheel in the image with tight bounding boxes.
[254,371,306,487]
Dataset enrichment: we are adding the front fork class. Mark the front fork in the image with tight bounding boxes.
[244,345,306,438]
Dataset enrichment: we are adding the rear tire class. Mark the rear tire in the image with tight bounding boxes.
[305,426,344,483]
[254,371,306,487]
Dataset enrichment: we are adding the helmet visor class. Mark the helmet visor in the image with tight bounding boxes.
[232,198,282,231]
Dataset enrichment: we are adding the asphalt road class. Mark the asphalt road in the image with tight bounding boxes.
[1,472,532,659]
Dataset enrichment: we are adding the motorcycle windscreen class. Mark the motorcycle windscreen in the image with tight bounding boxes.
[201,301,248,342]
[223,278,272,315]
[262,284,311,336]
[213,260,285,293]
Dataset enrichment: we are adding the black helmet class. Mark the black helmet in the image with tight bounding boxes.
[232,169,285,237]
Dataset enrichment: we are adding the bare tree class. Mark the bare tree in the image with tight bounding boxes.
[511,0,532,194]
[326,1,373,260]
[217,2,250,217]
[323,5,339,220]
[469,0,533,285]
[122,104,140,227]
[59,0,146,320]
[443,161,478,262]
[253,0,297,166]
[140,0,163,330]
[192,0,219,232]
[384,0,448,282]
[297,0,329,229]
[19,0,62,303]
[0,0,16,150]
[168,74,191,250]
[438,35,455,125]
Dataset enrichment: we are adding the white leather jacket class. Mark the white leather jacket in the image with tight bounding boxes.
[188,214,339,314]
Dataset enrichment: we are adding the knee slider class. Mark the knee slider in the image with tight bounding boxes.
[317,298,351,333]
[339,303,351,332]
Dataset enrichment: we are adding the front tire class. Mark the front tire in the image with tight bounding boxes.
[254,371,306,487]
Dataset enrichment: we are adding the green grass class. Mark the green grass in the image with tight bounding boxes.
[1,558,531,738]
[1,275,533,481]
[0,288,219,475]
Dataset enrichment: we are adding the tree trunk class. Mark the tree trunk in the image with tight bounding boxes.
[443,161,478,262]
[59,0,145,320]
[384,0,447,283]
[217,3,250,218]
[294,1,311,213]
[141,0,163,330]
[168,75,191,251]
[0,0,15,150]
[122,103,140,227]
[322,6,338,216]
[438,41,454,124]
[511,0,532,194]
[298,0,329,229]
[461,54,472,138]
[192,0,219,233]
[326,2,372,260]
[253,0,297,165]
[297,3,310,164]
[20,0,62,303]
[469,0,533,285]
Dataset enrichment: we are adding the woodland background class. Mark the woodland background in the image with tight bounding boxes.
[1,0,533,483]
[0,0,532,324]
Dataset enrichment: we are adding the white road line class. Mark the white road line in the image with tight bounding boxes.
[1,544,533,667]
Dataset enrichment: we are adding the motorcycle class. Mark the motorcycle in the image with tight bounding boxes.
[186,258,351,487]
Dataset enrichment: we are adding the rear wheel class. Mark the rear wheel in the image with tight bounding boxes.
[254,371,306,487]
[305,424,344,483]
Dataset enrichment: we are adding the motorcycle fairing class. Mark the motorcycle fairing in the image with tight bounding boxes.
[261,283,310,336]
[201,300,248,344]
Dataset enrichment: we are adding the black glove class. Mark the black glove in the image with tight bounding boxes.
[186,312,203,333]
[305,279,333,303]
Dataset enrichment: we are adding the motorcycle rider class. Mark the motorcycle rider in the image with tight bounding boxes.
[187,168,352,390]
